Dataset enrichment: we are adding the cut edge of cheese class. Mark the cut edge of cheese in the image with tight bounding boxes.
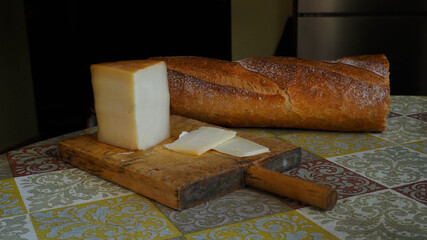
[213,136,270,157]
[91,60,170,151]
[164,127,236,156]
[134,62,170,150]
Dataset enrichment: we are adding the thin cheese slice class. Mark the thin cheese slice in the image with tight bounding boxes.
[91,60,170,150]
[213,136,270,157]
[165,127,236,156]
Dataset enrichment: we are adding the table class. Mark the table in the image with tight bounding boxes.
[1,95,426,239]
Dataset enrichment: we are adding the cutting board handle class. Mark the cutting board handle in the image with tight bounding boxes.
[245,165,338,210]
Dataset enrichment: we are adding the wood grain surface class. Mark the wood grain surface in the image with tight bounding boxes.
[59,115,301,210]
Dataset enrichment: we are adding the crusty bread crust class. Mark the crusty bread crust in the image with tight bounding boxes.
[152,55,390,131]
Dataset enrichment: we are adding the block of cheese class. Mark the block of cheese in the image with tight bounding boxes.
[91,60,170,150]
[213,136,270,157]
[164,127,236,156]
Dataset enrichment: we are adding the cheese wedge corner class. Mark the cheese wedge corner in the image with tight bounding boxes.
[91,60,170,150]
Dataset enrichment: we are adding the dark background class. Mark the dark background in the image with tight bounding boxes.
[23,0,232,139]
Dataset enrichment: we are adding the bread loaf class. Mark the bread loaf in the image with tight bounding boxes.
[151,55,390,132]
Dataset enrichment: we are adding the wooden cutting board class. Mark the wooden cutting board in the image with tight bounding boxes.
[59,115,337,210]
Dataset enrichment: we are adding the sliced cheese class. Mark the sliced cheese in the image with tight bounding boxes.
[91,60,170,150]
[165,127,236,156]
[213,136,270,157]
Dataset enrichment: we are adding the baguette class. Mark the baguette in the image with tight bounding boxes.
[151,55,390,132]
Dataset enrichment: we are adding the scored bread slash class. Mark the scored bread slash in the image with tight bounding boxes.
[164,127,236,156]
[213,136,270,157]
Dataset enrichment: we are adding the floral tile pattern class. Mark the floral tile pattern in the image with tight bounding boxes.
[155,188,291,234]
[186,211,338,240]
[286,159,386,200]
[330,146,427,188]
[0,154,13,180]
[0,178,27,218]
[298,190,427,240]
[0,214,36,240]
[389,95,427,115]
[392,181,426,205]
[6,144,74,177]
[30,194,181,239]
[1,96,426,239]
[407,112,427,121]
[15,168,132,213]
[402,139,427,154]
[278,132,393,158]
[373,116,427,144]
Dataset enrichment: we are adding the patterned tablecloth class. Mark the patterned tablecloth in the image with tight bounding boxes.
[1,95,426,239]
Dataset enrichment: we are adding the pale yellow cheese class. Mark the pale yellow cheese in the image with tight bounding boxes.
[213,136,270,157]
[91,60,170,150]
[164,127,236,156]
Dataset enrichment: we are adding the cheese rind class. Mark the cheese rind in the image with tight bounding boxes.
[164,127,236,156]
[213,136,270,157]
[91,60,170,150]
